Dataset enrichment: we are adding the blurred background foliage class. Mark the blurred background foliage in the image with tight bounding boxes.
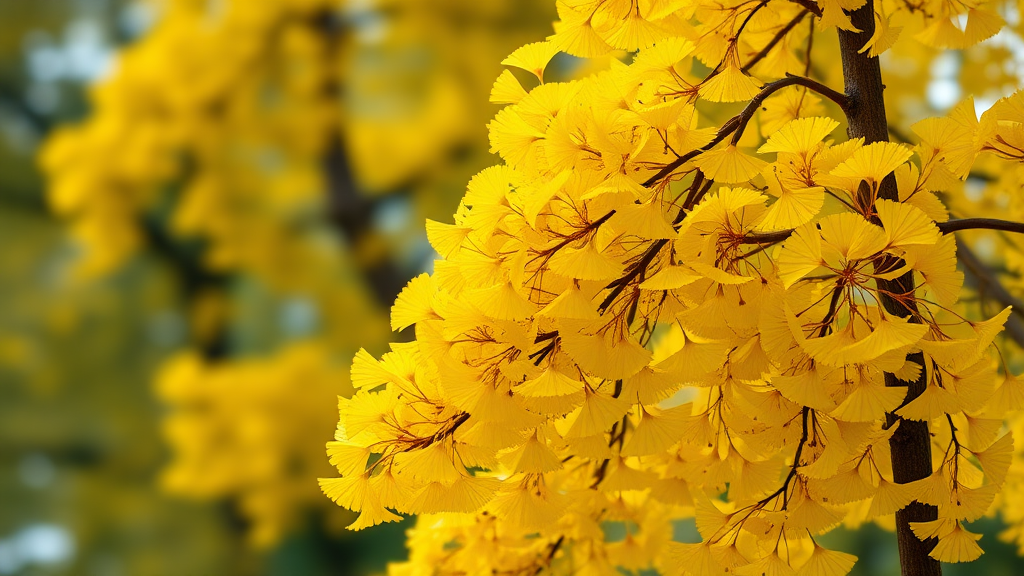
[2,0,553,574]
[0,0,1023,575]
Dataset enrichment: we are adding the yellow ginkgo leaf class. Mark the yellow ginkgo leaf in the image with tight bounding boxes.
[810,467,875,504]
[946,484,998,522]
[522,169,571,227]
[326,441,370,477]
[796,544,857,576]
[818,0,858,31]
[501,41,560,82]
[867,478,917,517]
[490,69,529,104]
[772,367,838,412]
[896,380,961,421]
[425,219,472,259]
[609,196,677,239]
[490,481,568,529]
[465,164,519,207]
[830,141,913,186]
[660,542,722,576]
[504,433,563,473]
[975,432,1014,485]
[368,469,412,512]
[633,98,688,131]
[859,11,902,57]
[319,473,370,511]
[991,371,1024,415]
[916,17,966,49]
[903,234,962,307]
[633,36,696,71]
[760,89,825,138]
[561,324,654,380]
[876,199,939,248]
[465,281,537,321]
[910,518,957,540]
[620,406,689,456]
[912,97,978,179]
[817,212,888,261]
[693,145,768,183]
[537,283,600,320]
[350,348,399,391]
[548,4,613,57]
[964,8,1004,47]
[564,388,631,437]
[393,441,463,485]
[341,390,398,437]
[831,371,906,421]
[603,10,666,51]
[598,456,656,492]
[517,366,584,396]
[757,186,825,231]
[346,494,402,531]
[406,476,499,514]
[733,550,793,576]
[488,106,547,168]
[392,273,438,331]
[548,239,625,281]
[840,317,929,365]
[699,65,762,103]
[929,522,983,563]
[777,223,823,288]
[758,117,840,155]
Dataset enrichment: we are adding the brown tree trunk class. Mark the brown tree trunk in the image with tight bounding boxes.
[836,3,942,575]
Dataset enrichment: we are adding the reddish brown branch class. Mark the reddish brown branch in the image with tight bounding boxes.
[641,75,848,188]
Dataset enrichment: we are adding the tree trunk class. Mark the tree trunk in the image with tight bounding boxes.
[316,10,410,308]
[836,4,942,576]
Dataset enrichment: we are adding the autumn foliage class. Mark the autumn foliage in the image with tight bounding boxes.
[323,0,1024,574]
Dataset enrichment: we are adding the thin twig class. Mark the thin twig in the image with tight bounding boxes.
[742,10,810,73]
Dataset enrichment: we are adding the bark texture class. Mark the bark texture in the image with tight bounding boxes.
[837,3,942,575]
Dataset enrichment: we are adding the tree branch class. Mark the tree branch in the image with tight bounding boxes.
[730,74,849,145]
[642,75,848,188]
[938,218,1024,235]
[742,10,810,73]
[740,229,794,244]
[740,217,1024,246]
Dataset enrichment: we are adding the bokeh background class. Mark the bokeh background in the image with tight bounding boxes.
[1,1,1024,575]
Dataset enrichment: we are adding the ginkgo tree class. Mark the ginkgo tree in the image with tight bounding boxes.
[321,0,1024,575]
